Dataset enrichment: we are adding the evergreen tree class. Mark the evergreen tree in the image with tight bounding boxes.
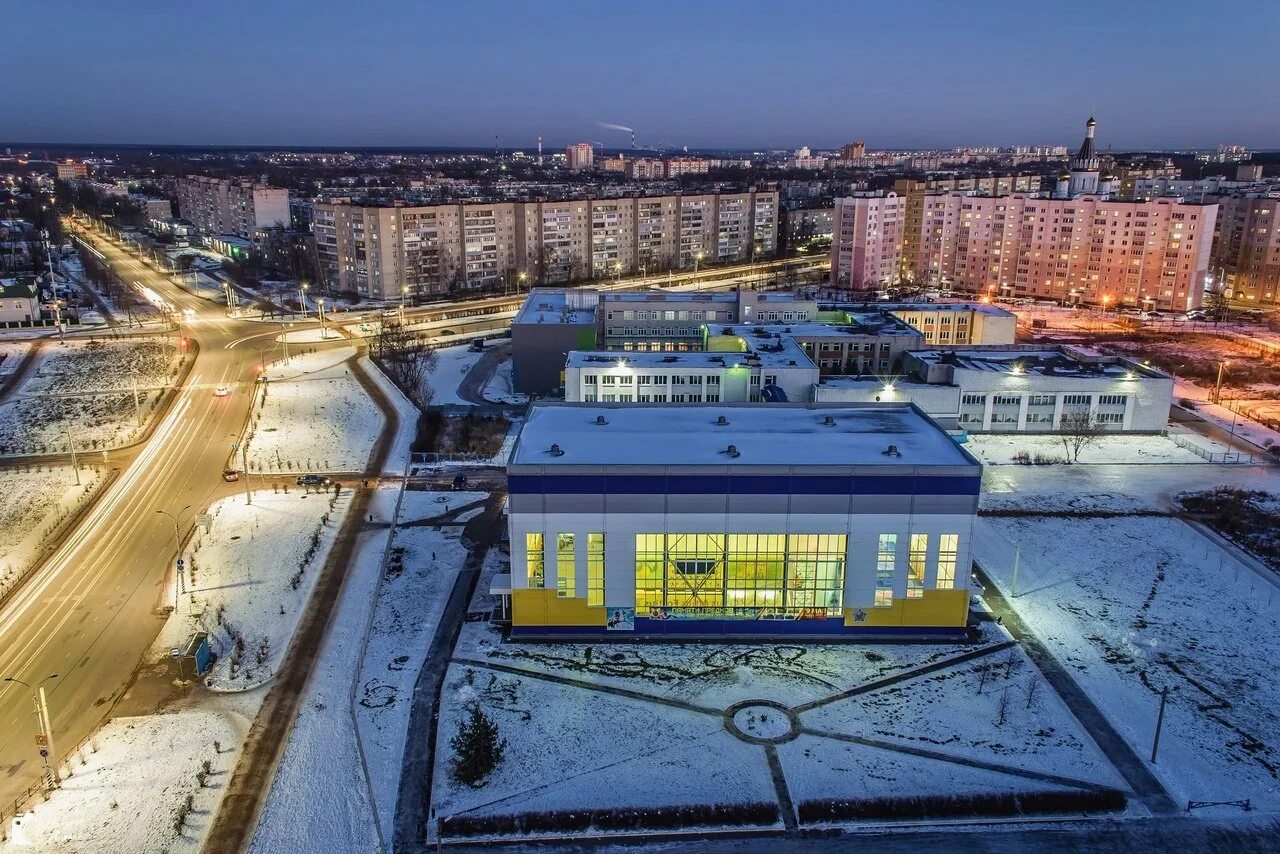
[449,705,506,787]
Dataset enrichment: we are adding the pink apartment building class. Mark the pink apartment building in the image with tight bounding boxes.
[830,192,905,289]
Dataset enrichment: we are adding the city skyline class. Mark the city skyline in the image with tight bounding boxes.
[6,0,1279,149]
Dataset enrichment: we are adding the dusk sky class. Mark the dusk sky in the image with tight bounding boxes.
[5,0,1279,150]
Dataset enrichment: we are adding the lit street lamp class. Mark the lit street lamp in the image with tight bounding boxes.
[3,673,60,788]
[156,505,191,608]
[299,282,309,318]
[317,297,328,336]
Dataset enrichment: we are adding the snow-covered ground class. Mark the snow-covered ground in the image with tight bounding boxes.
[426,344,483,406]
[0,338,181,455]
[250,486,404,854]
[356,489,487,840]
[245,347,382,474]
[0,341,31,378]
[433,619,1123,834]
[2,710,240,852]
[481,355,527,405]
[150,488,353,691]
[0,467,103,601]
[358,356,419,475]
[1174,380,1280,452]
[966,433,1210,466]
[278,327,342,344]
[973,515,1280,814]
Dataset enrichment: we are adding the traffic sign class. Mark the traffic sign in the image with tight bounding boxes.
[39,748,48,759]
[35,733,47,747]
[177,559,185,567]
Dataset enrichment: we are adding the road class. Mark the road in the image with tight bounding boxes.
[0,225,315,814]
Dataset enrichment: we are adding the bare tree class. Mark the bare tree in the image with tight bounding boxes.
[373,321,438,409]
[995,688,1011,727]
[1058,408,1105,463]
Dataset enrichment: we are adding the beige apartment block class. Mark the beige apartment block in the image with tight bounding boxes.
[176,176,290,239]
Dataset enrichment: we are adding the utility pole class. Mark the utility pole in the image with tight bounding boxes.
[1213,361,1228,404]
[318,298,327,336]
[242,442,252,505]
[299,282,309,318]
[3,675,59,789]
[64,426,80,485]
[42,228,64,340]
[279,323,290,364]
[1151,686,1170,762]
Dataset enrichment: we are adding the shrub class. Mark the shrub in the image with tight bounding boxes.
[440,800,779,837]
[797,789,1125,824]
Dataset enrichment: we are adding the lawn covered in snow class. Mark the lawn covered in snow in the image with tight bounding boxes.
[23,338,181,395]
[151,488,353,691]
[245,347,382,474]
[0,466,103,601]
[482,355,527,405]
[356,489,488,840]
[434,619,1123,834]
[966,433,1210,466]
[3,710,239,852]
[425,344,482,406]
[973,515,1280,812]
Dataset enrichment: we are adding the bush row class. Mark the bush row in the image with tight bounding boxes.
[798,788,1125,823]
[441,801,779,837]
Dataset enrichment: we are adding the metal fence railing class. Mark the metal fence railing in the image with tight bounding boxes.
[1165,431,1255,465]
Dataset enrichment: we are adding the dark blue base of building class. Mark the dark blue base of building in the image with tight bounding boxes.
[510,616,971,643]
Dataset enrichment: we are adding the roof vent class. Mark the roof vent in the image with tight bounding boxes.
[823,415,836,426]
[594,415,608,425]
[882,444,902,457]
[549,443,565,457]
[724,444,741,458]
[715,415,729,426]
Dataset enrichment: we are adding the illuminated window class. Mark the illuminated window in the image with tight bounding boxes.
[525,533,544,589]
[635,534,665,610]
[937,534,959,590]
[727,534,786,608]
[556,533,575,597]
[907,533,927,598]
[786,534,846,613]
[666,533,725,608]
[876,534,897,606]
[587,533,605,607]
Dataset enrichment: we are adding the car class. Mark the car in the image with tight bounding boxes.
[1184,310,1208,321]
[222,469,240,482]
[1139,310,1163,321]
[214,386,231,397]
[1239,309,1264,322]
[452,473,469,490]
[468,339,486,352]
[296,474,331,486]
[382,308,401,318]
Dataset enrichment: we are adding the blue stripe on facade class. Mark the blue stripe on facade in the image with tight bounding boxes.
[507,474,981,497]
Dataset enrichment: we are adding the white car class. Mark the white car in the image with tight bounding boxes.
[214,386,231,397]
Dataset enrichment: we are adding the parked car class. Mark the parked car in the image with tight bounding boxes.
[382,308,401,318]
[1239,309,1264,322]
[222,469,240,482]
[1184,310,1208,322]
[1139,310,1163,321]
[468,339,486,352]
[452,473,469,490]
[297,474,331,486]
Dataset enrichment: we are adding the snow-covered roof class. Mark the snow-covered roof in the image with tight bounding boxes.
[511,403,975,468]
[911,347,1169,380]
[514,288,597,325]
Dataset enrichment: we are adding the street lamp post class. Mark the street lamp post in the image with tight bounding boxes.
[517,271,528,295]
[3,674,60,789]
[694,251,704,275]
[279,322,290,364]
[63,426,80,486]
[299,283,309,318]
[401,285,409,318]
[1213,360,1229,405]
[156,505,191,609]
[41,228,65,340]
[317,298,327,336]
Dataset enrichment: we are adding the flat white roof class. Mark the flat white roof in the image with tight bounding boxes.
[514,288,597,325]
[512,403,975,468]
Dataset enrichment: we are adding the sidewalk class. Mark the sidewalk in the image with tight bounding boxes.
[973,566,1178,815]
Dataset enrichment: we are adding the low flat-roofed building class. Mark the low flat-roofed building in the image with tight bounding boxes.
[845,302,1017,346]
[504,402,981,639]
[511,288,600,394]
[814,345,1172,433]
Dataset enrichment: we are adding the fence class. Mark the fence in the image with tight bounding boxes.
[1164,431,1256,465]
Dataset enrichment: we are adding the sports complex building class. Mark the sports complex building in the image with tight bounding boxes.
[501,402,982,640]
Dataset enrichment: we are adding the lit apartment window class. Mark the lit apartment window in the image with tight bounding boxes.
[526,533,545,589]
[556,533,576,598]
[936,534,959,589]
[876,534,897,606]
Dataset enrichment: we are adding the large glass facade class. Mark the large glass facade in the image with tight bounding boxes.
[635,533,846,617]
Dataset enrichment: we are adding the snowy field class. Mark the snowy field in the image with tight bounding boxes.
[433,619,1124,834]
[356,489,488,839]
[0,341,31,378]
[0,466,103,601]
[251,486,404,854]
[966,433,1210,466]
[22,338,181,395]
[3,710,239,853]
[150,488,353,691]
[426,344,483,406]
[245,347,382,474]
[973,515,1280,813]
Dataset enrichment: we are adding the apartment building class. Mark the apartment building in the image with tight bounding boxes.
[54,160,89,181]
[664,157,709,178]
[629,158,665,180]
[893,175,1040,280]
[1212,194,1280,305]
[313,189,779,298]
[566,142,594,170]
[839,141,866,160]
[830,193,905,289]
[918,193,1217,311]
[176,176,290,240]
